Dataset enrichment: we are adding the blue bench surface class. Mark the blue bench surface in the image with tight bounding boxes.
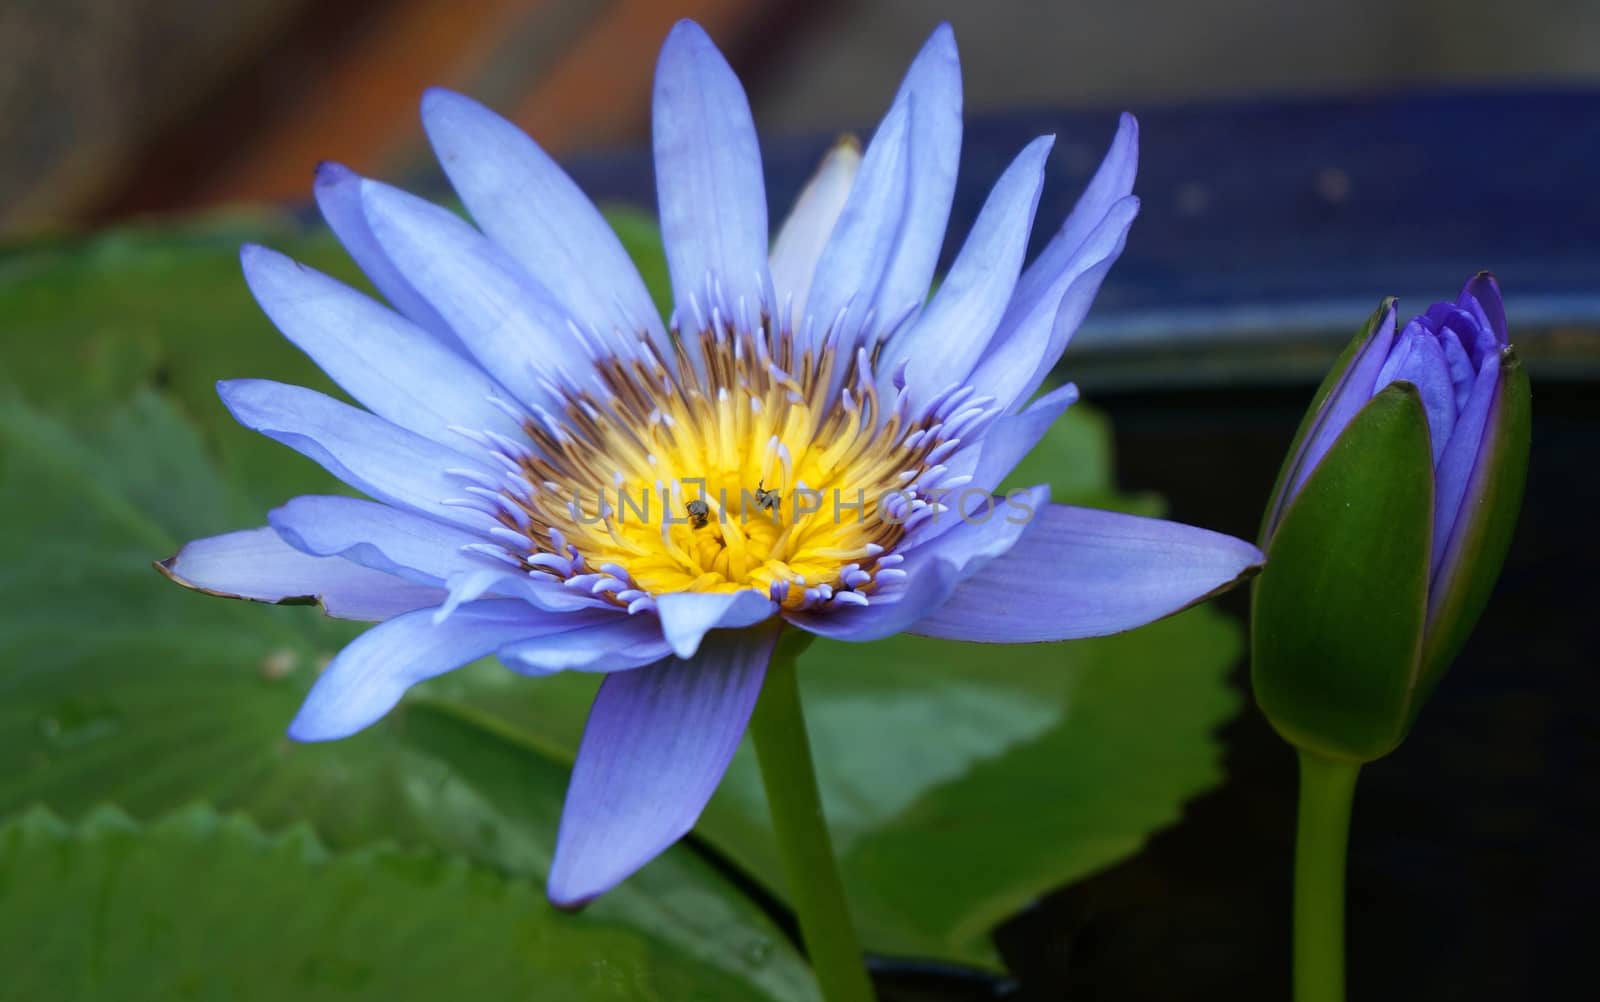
[567,89,1600,388]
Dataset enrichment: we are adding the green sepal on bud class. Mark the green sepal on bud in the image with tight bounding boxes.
[1252,382,1436,762]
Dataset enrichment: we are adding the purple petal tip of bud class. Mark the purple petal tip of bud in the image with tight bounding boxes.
[1459,271,1508,347]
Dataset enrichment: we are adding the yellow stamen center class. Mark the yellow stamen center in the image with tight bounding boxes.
[499,318,962,610]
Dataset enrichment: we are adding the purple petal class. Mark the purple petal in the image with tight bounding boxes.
[886,135,1054,400]
[1004,113,1138,337]
[654,589,777,659]
[313,162,458,347]
[547,627,776,907]
[1444,293,1499,372]
[652,20,769,323]
[158,526,443,621]
[1279,302,1399,512]
[421,88,667,349]
[1458,271,1507,348]
[240,245,522,444]
[1428,352,1520,626]
[910,503,1263,642]
[768,138,861,327]
[787,484,1049,642]
[807,24,962,349]
[289,599,577,740]
[500,614,672,674]
[1432,311,1478,411]
[1375,319,1458,463]
[217,379,496,530]
[1431,351,1499,576]
[358,179,589,411]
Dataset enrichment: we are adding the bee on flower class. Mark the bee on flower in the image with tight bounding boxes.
[753,480,782,516]
[684,497,711,529]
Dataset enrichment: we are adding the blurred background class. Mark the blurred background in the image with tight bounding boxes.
[6,0,1600,233]
[3,2,1597,1000]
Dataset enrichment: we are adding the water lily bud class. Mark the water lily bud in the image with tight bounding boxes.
[1252,274,1531,761]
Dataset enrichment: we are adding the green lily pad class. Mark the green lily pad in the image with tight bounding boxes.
[0,391,815,1002]
[0,804,774,1001]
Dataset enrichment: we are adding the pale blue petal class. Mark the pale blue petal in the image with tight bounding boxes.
[270,495,608,615]
[967,195,1138,411]
[434,567,515,623]
[960,383,1080,491]
[652,20,769,324]
[1004,113,1138,333]
[886,135,1053,400]
[268,495,489,586]
[421,88,667,348]
[313,162,457,346]
[886,22,963,317]
[799,98,911,343]
[288,600,573,740]
[500,614,673,674]
[909,504,1263,642]
[807,24,962,350]
[158,526,443,622]
[787,484,1049,642]
[786,557,963,644]
[240,244,523,444]
[654,589,777,659]
[217,379,496,530]
[547,627,775,907]
[358,179,591,410]
[768,138,861,325]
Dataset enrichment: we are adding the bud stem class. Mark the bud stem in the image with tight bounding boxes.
[1293,749,1361,1002]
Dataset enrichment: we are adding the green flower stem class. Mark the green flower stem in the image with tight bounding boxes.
[748,632,875,1002]
[1293,749,1362,1002]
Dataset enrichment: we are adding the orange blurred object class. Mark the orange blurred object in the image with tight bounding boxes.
[4,0,794,232]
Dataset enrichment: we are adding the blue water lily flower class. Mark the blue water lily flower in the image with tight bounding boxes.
[161,20,1263,906]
